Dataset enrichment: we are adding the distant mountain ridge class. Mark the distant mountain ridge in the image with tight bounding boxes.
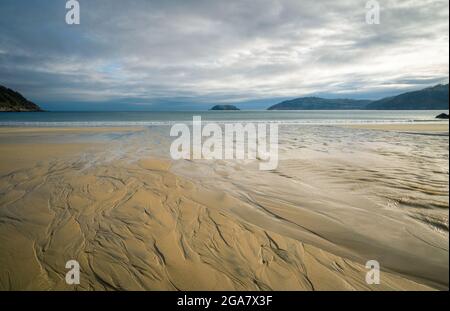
[268,97,371,110]
[0,85,42,112]
[366,84,449,110]
[268,84,449,110]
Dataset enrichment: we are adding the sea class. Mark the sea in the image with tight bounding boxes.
[0,110,448,126]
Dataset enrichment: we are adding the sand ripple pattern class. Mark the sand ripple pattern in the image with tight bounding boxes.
[0,125,447,290]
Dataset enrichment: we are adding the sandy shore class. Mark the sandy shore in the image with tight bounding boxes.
[346,122,449,133]
[0,127,446,291]
[0,127,142,134]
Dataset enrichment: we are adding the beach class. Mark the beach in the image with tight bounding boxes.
[1,0,449,298]
[0,121,448,291]
[347,123,449,133]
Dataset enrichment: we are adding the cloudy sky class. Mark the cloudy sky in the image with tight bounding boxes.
[0,0,448,110]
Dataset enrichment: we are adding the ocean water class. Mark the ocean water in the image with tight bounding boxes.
[0,110,448,126]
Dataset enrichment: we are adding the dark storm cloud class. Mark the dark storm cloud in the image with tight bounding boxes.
[0,0,448,109]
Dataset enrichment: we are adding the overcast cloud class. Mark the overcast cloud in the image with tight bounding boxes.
[0,0,448,110]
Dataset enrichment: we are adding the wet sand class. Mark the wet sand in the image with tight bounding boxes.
[0,127,142,134]
[0,126,447,290]
[346,122,449,133]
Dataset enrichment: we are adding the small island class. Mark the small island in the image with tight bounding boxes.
[210,105,240,111]
[0,85,43,112]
